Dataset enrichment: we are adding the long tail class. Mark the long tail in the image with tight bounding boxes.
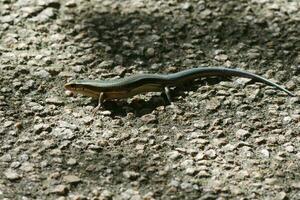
[167,67,295,96]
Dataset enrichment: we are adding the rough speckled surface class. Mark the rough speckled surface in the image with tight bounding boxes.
[0,0,299,199]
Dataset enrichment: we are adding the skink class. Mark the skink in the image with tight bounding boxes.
[64,67,295,112]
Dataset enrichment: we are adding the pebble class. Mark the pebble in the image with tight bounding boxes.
[10,161,21,169]
[140,114,157,124]
[235,129,250,140]
[66,158,77,166]
[206,97,221,111]
[123,171,140,180]
[285,145,294,153]
[63,175,81,184]
[168,151,181,160]
[100,189,113,198]
[20,162,34,172]
[1,15,14,23]
[4,120,14,128]
[32,7,56,22]
[260,149,270,158]
[195,152,205,160]
[33,69,51,78]
[282,116,292,125]
[99,60,114,68]
[51,184,69,195]
[45,97,64,105]
[65,0,76,7]
[197,170,210,178]
[19,154,29,162]
[205,149,217,159]
[0,154,12,162]
[235,77,252,87]
[275,191,287,200]
[33,124,50,134]
[145,48,155,57]
[214,54,228,61]
[291,181,300,189]
[185,167,197,175]
[82,116,93,124]
[4,169,21,180]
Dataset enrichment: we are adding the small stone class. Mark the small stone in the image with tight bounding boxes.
[99,60,113,68]
[63,175,81,184]
[223,143,236,152]
[100,189,113,198]
[135,144,145,150]
[185,167,197,175]
[70,65,83,73]
[140,114,157,124]
[198,170,210,178]
[65,0,76,7]
[180,182,193,190]
[122,41,134,49]
[206,97,221,111]
[168,151,181,160]
[169,180,180,187]
[265,178,278,185]
[4,121,14,127]
[282,116,292,125]
[32,7,56,22]
[215,54,228,61]
[123,171,139,180]
[59,121,78,130]
[193,120,209,128]
[181,2,193,11]
[0,154,12,162]
[37,0,60,8]
[4,169,21,180]
[100,110,111,116]
[45,97,64,105]
[255,137,266,145]
[260,149,270,158]
[291,181,300,189]
[247,49,260,59]
[180,159,194,167]
[82,116,93,124]
[51,184,69,195]
[20,162,34,172]
[275,191,287,200]
[205,149,217,159]
[195,152,205,160]
[33,124,48,134]
[145,48,155,57]
[65,90,73,97]
[19,154,29,161]
[236,129,250,140]
[1,15,14,23]
[285,80,296,90]
[235,77,252,87]
[33,123,51,134]
[66,158,77,165]
[285,145,294,152]
[10,161,21,168]
[33,69,51,78]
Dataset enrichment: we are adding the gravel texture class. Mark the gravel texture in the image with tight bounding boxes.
[0,0,300,199]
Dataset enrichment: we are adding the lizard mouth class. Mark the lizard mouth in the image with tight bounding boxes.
[64,82,100,98]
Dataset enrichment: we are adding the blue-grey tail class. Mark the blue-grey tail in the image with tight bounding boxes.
[167,67,295,96]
